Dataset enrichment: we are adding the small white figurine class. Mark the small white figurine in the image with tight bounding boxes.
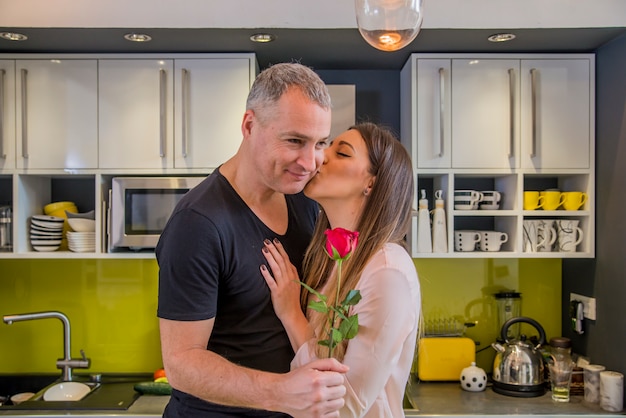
[460,362,487,392]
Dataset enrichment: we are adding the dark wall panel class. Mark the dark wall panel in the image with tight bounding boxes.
[318,69,401,137]
[563,32,626,380]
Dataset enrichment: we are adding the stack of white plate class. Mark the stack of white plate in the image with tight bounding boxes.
[67,231,96,252]
[30,215,64,252]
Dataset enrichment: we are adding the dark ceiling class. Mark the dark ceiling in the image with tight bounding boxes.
[1,27,625,70]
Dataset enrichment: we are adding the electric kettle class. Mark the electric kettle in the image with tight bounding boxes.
[492,316,546,397]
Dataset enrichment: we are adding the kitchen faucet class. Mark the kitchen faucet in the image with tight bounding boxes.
[3,311,90,381]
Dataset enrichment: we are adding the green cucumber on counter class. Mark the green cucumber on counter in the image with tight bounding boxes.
[133,381,173,395]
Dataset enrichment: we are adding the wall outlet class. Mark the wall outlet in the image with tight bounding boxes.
[570,293,597,320]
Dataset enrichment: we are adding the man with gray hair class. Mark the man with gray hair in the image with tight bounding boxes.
[157,63,348,417]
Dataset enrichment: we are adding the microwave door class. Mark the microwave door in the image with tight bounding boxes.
[110,177,203,250]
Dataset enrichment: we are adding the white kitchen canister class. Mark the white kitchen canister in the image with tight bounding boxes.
[460,362,487,392]
[583,364,606,403]
[600,371,624,412]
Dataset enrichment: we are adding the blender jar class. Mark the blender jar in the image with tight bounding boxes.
[495,291,522,340]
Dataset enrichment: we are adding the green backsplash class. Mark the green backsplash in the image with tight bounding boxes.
[0,258,561,374]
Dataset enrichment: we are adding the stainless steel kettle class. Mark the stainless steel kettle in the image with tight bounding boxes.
[492,316,546,397]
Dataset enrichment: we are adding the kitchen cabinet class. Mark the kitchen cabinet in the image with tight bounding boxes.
[401,54,595,259]
[15,59,98,170]
[0,53,257,259]
[98,55,256,170]
[451,58,519,169]
[519,59,591,169]
[409,59,452,169]
[173,58,252,169]
[98,59,175,169]
[403,56,592,171]
[0,60,16,171]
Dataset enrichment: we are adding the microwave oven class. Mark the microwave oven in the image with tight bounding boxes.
[108,176,204,251]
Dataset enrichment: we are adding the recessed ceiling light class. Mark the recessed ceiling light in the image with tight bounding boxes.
[0,32,28,41]
[124,33,152,42]
[488,33,516,43]
[250,33,276,43]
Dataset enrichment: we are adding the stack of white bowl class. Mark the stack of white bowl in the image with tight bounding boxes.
[30,215,64,251]
[67,215,96,252]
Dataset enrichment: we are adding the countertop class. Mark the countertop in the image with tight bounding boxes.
[0,394,169,417]
[404,376,625,417]
[2,378,625,417]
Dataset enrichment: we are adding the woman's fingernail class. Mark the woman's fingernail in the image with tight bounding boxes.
[260,265,267,271]
[264,239,271,245]
[273,238,280,245]
[262,247,269,253]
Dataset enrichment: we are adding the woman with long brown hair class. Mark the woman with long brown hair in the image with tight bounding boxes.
[261,122,421,417]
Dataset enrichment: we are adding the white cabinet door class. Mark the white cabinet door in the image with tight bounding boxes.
[98,59,174,169]
[0,60,16,171]
[451,59,520,169]
[16,59,98,169]
[520,59,591,169]
[415,59,452,168]
[173,58,251,169]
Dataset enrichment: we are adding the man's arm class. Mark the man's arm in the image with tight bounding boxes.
[159,318,348,418]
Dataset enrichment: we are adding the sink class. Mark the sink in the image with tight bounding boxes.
[34,381,100,402]
[0,374,147,410]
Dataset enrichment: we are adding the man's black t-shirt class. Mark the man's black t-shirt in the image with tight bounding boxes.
[156,169,318,417]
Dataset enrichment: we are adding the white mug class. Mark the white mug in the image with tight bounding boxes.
[556,219,584,252]
[479,191,502,210]
[523,220,550,253]
[454,230,481,252]
[478,230,508,252]
[454,190,483,210]
[536,219,558,252]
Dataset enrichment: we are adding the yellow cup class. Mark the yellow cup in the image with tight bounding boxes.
[562,191,588,211]
[540,190,566,211]
[524,191,544,210]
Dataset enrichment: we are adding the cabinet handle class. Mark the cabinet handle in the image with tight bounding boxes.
[181,68,189,158]
[438,67,445,158]
[530,68,537,158]
[0,69,5,159]
[159,68,167,158]
[21,68,28,158]
[508,68,515,158]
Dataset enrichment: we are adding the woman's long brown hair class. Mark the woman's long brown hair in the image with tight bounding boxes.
[301,122,414,360]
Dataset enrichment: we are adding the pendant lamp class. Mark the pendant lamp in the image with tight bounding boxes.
[355,0,424,52]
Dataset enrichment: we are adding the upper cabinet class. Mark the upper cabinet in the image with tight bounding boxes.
[401,54,595,259]
[450,59,520,169]
[98,59,175,169]
[402,55,593,171]
[98,55,256,170]
[0,60,16,171]
[16,59,98,170]
[0,53,258,259]
[409,59,452,169]
[173,58,252,169]
[519,59,591,170]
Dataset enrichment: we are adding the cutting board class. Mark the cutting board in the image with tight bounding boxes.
[417,337,476,381]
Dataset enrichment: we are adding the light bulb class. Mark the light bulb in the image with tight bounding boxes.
[355,0,423,52]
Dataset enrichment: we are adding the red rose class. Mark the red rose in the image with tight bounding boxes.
[324,228,359,261]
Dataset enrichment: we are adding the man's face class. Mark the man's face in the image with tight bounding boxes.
[244,87,332,195]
